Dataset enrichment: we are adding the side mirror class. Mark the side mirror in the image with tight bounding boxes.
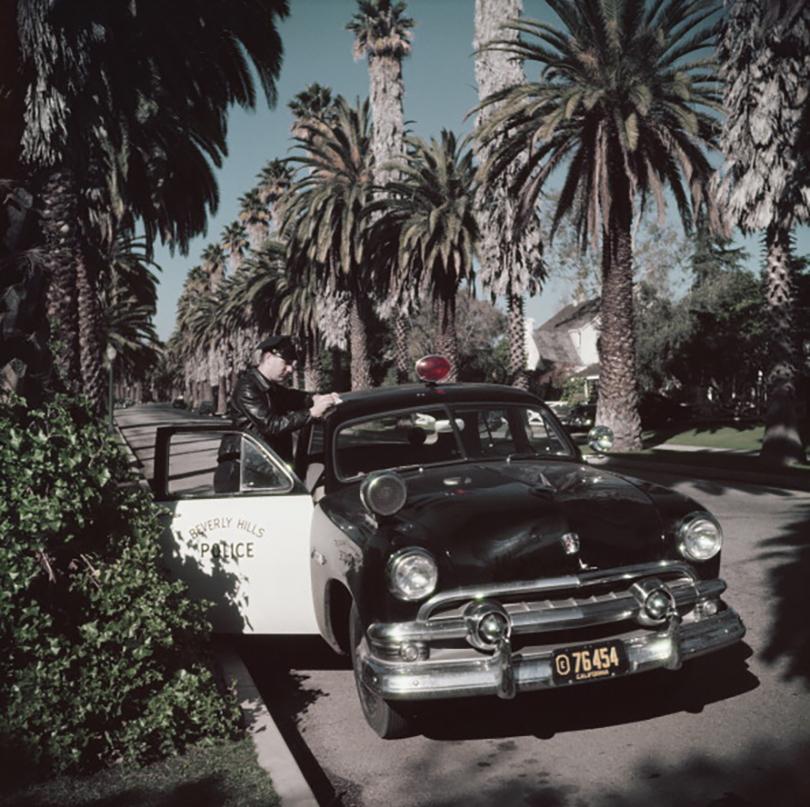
[587,425,614,454]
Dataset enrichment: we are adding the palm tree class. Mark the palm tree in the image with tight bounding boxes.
[371,132,478,380]
[477,0,721,451]
[221,222,249,274]
[282,97,375,390]
[714,0,809,465]
[255,159,294,233]
[238,188,271,250]
[473,0,544,390]
[288,83,338,141]
[200,244,227,292]
[348,0,415,383]
[16,0,289,408]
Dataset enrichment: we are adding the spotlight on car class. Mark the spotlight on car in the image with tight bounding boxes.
[361,471,408,518]
[631,578,677,626]
[587,425,614,453]
[464,601,512,650]
[677,512,723,561]
[387,548,438,602]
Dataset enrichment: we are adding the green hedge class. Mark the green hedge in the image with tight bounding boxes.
[0,395,241,777]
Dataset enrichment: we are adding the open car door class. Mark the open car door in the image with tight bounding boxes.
[152,424,318,634]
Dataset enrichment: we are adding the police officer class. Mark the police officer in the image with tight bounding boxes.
[228,335,340,462]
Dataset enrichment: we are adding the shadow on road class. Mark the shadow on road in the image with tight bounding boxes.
[415,642,757,742]
[760,502,810,688]
[409,737,810,807]
[237,636,348,806]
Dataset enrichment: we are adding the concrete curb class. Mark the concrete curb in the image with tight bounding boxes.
[112,413,317,805]
[217,648,318,807]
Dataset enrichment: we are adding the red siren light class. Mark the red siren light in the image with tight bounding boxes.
[415,355,451,384]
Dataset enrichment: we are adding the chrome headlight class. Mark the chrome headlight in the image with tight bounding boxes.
[360,471,407,517]
[387,548,438,601]
[677,512,723,561]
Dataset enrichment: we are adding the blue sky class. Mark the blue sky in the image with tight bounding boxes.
[151,0,809,341]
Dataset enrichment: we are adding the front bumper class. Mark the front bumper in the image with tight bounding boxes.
[358,561,746,701]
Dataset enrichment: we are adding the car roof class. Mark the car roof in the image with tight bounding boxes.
[329,382,542,423]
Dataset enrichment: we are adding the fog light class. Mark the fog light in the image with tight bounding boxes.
[464,601,512,650]
[399,642,428,662]
[645,590,672,621]
[631,578,677,627]
[696,599,719,618]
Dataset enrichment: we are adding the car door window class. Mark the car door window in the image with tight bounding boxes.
[523,408,571,456]
[166,430,293,497]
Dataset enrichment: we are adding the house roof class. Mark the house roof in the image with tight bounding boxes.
[532,297,600,366]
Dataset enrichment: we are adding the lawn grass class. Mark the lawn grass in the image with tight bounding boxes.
[653,423,764,452]
[1,738,279,807]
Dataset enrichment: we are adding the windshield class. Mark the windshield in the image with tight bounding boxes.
[333,403,573,480]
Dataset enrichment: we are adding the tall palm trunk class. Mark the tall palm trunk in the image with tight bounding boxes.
[761,222,805,465]
[41,168,81,391]
[596,199,642,452]
[506,283,528,390]
[303,335,326,391]
[393,313,410,382]
[76,250,104,412]
[435,297,458,382]
[349,298,373,390]
[368,47,410,384]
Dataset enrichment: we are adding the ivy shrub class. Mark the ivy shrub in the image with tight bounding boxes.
[0,395,242,778]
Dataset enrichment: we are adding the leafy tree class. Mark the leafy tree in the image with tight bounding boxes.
[406,292,508,383]
[473,0,544,390]
[0,396,241,776]
[715,0,810,464]
[477,0,721,450]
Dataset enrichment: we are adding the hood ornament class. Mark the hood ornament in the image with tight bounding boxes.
[560,532,581,556]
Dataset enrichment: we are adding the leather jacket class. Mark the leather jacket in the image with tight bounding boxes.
[227,368,313,461]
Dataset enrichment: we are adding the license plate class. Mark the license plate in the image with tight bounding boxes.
[551,639,629,685]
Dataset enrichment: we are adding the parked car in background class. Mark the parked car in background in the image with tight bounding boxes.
[153,356,745,738]
[639,392,693,430]
[562,403,596,433]
[172,396,187,409]
[196,400,216,416]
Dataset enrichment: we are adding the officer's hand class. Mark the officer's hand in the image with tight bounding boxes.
[310,392,341,419]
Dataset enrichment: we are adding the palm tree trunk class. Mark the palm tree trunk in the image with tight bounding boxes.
[596,206,643,452]
[76,250,104,413]
[760,222,806,465]
[303,335,326,391]
[41,168,80,391]
[437,296,459,382]
[349,298,373,390]
[394,313,410,383]
[507,289,528,390]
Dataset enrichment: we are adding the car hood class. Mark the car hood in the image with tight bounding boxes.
[328,460,671,588]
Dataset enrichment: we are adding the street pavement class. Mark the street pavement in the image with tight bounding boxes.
[118,404,810,807]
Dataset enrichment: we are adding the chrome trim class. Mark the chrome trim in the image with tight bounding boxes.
[369,577,724,645]
[357,608,745,701]
[417,560,698,621]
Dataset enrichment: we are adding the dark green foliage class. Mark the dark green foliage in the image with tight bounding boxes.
[0,396,241,777]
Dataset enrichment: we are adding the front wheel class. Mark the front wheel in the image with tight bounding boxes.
[350,604,414,739]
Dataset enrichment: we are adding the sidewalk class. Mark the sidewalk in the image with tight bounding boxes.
[596,443,810,492]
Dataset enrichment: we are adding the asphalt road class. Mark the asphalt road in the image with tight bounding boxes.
[118,404,810,807]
